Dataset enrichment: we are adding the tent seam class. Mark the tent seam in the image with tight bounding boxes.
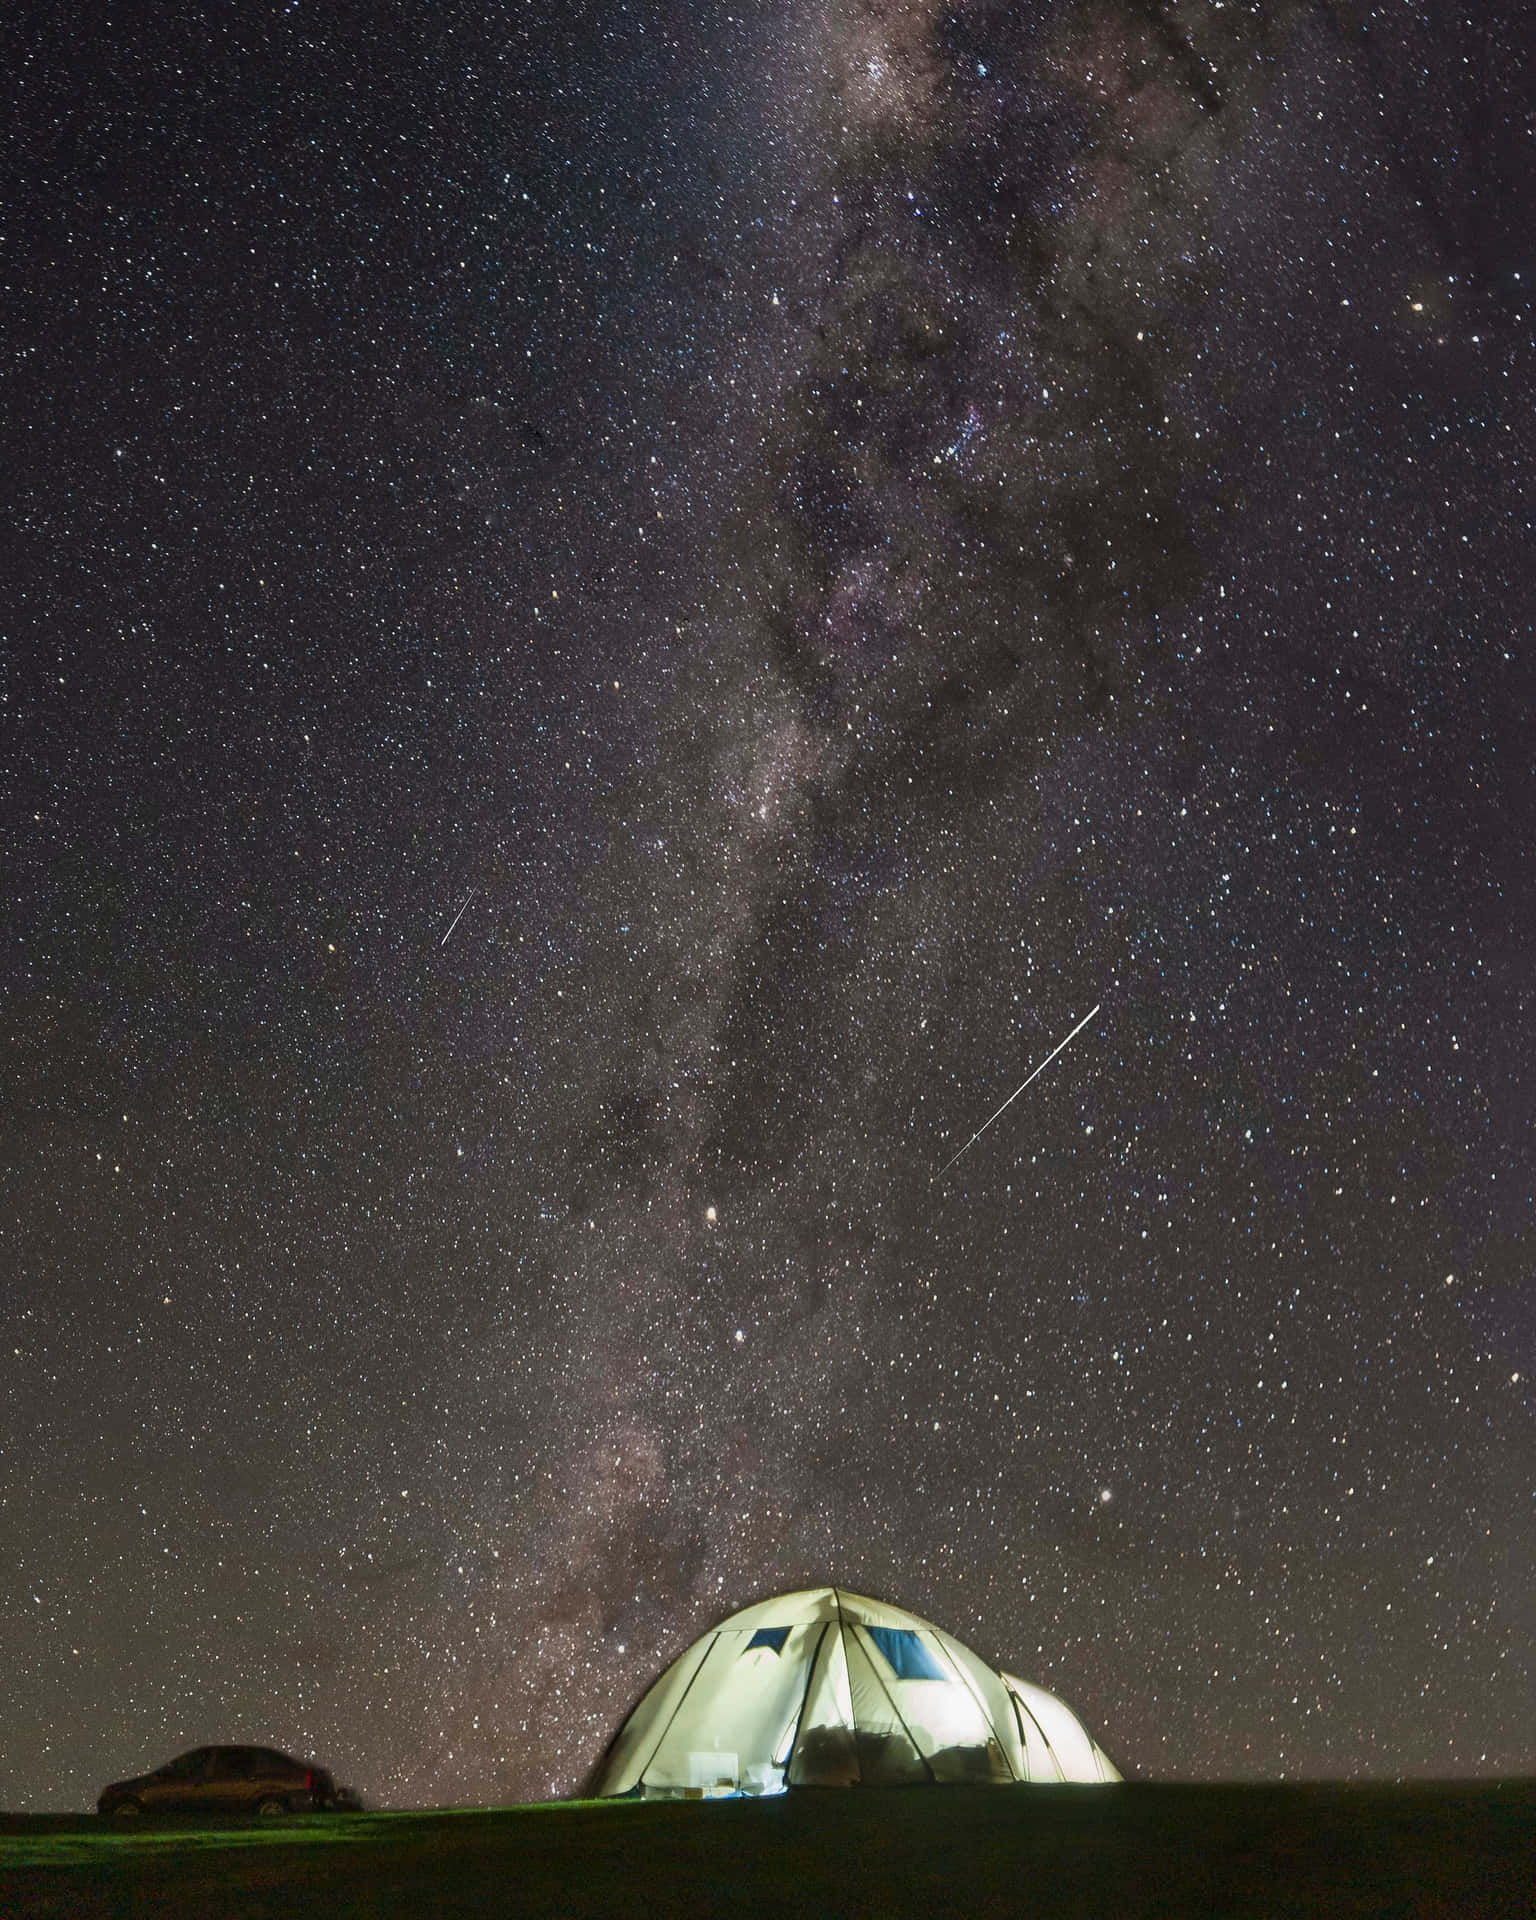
[1010,1690,1063,1783]
[831,1590,859,1785]
[784,1621,832,1787]
[629,1633,720,1790]
[849,1625,937,1785]
[936,1631,1021,1782]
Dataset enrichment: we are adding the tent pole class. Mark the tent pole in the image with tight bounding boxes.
[935,1633,1021,1782]
[1010,1691,1063,1783]
[629,1633,720,1791]
[848,1625,936,1784]
[782,1621,832,1787]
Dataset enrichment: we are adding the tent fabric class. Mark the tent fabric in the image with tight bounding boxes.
[999,1671,1123,1783]
[592,1587,1121,1797]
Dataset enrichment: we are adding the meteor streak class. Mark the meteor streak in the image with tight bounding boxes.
[440,889,477,947]
[936,1002,1102,1177]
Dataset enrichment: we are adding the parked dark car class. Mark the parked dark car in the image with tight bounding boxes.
[97,1745,361,1817]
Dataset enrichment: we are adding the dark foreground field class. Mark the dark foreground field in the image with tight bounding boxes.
[2,1781,1532,1919]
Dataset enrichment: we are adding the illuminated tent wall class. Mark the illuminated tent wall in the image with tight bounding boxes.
[1000,1671,1121,1783]
[592,1587,1121,1797]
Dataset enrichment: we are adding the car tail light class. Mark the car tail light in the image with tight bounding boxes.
[306,1772,313,1790]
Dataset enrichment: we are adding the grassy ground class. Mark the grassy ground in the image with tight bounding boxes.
[2,1781,1532,1918]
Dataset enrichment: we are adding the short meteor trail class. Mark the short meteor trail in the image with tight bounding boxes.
[439,889,477,947]
[936,1002,1102,1177]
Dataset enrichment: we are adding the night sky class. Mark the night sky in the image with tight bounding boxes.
[4,0,1533,1811]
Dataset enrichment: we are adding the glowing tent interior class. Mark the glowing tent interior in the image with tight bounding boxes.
[1000,1670,1122,1784]
[592,1587,1121,1797]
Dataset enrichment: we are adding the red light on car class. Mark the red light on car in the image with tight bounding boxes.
[306,1771,313,1790]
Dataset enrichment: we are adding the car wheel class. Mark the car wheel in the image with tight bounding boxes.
[110,1799,144,1819]
[255,1796,287,1817]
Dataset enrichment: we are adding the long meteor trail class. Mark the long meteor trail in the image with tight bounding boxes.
[439,889,477,947]
[936,1002,1102,1177]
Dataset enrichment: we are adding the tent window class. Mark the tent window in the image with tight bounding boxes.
[865,1627,947,1681]
[745,1627,790,1655]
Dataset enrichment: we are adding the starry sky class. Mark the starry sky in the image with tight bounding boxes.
[4,0,1533,1810]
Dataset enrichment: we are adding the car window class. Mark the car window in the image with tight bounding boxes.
[160,1749,211,1780]
[258,1749,298,1775]
[213,1749,255,1779]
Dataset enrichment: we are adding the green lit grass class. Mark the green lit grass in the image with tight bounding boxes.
[0,1800,618,1867]
[3,1782,1532,1917]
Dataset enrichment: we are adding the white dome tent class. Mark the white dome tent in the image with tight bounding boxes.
[592,1587,1121,1797]
[1000,1671,1122,1783]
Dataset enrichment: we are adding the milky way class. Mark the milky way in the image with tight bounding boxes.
[4,1,1532,1808]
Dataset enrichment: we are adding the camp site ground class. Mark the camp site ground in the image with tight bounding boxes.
[3,1779,1533,1918]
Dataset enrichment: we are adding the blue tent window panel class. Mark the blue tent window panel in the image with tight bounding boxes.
[745,1627,790,1655]
[866,1627,947,1681]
